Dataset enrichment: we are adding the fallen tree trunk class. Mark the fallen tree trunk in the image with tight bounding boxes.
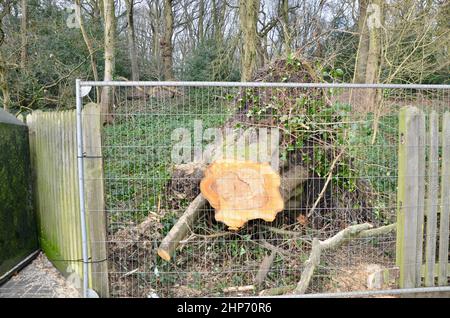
[157,163,308,261]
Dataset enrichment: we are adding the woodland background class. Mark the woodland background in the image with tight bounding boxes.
[0,0,448,112]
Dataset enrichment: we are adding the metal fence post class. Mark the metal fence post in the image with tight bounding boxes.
[76,79,89,298]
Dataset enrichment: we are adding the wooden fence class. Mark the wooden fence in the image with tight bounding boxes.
[397,106,450,288]
[26,103,109,297]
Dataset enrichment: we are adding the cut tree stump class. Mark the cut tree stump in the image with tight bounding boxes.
[157,162,308,261]
[200,160,284,230]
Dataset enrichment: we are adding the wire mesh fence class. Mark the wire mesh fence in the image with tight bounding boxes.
[79,82,449,298]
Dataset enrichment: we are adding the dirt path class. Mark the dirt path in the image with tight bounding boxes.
[0,252,80,298]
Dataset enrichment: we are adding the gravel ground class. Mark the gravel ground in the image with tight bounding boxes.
[0,252,81,298]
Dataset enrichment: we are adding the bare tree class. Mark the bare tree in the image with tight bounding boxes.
[161,0,174,80]
[20,0,27,69]
[280,0,291,56]
[0,0,15,110]
[75,0,100,101]
[239,0,260,81]
[148,0,163,78]
[101,0,116,122]
[125,0,139,81]
[353,0,369,83]
[198,0,204,43]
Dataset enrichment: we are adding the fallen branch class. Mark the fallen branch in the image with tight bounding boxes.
[223,285,255,294]
[357,223,396,238]
[157,194,206,261]
[255,252,277,286]
[294,238,323,294]
[291,222,396,294]
[179,231,235,244]
[259,239,291,256]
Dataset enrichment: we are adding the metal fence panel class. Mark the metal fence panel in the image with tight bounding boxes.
[77,82,450,297]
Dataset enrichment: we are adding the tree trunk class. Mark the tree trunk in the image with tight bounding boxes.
[364,0,381,85]
[125,0,139,81]
[0,61,10,110]
[75,0,100,102]
[212,0,226,45]
[101,0,116,123]
[353,0,369,83]
[239,0,260,82]
[198,0,205,44]
[20,0,27,69]
[364,0,382,109]
[161,0,174,80]
[149,1,162,78]
[280,0,291,56]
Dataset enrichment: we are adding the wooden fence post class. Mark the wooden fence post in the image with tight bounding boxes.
[424,112,439,287]
[82,103,109,297]
[396,106,426,288]
[438,112,450,286]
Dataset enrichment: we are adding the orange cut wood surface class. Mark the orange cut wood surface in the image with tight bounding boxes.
[200,160,284,230]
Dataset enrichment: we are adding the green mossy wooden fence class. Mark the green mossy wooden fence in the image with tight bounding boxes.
[397,106,450,288]
[0,109,38,279]
[26,103,109,297]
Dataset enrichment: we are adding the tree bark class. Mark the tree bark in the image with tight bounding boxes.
[198,0,205,44]
[75,0,100,102]
[280,0,291,56]
[125,0,139,81]
[157,194,207,261]
[161,0,174,80]
[101,0,116,123]
[149,1,162,78]
[364,0,382,108]
[239,0,260,81]
[20,0,27,69]
[0,60,10,110]
[212,0,226,45]
[353,0,369,84]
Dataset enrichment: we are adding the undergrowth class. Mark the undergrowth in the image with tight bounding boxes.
[103,89,400,297]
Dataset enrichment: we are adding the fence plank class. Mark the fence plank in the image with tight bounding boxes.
[69,111,83,283]
[438,112,450,286]
[415,111,426,287]
[82,103,109,297]
[62,112,76,279]
[397,106,422,288]
[424,111,439,287]
[55,113,64,267]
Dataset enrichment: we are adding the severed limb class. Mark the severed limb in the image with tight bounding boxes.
[157,194,206,261]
